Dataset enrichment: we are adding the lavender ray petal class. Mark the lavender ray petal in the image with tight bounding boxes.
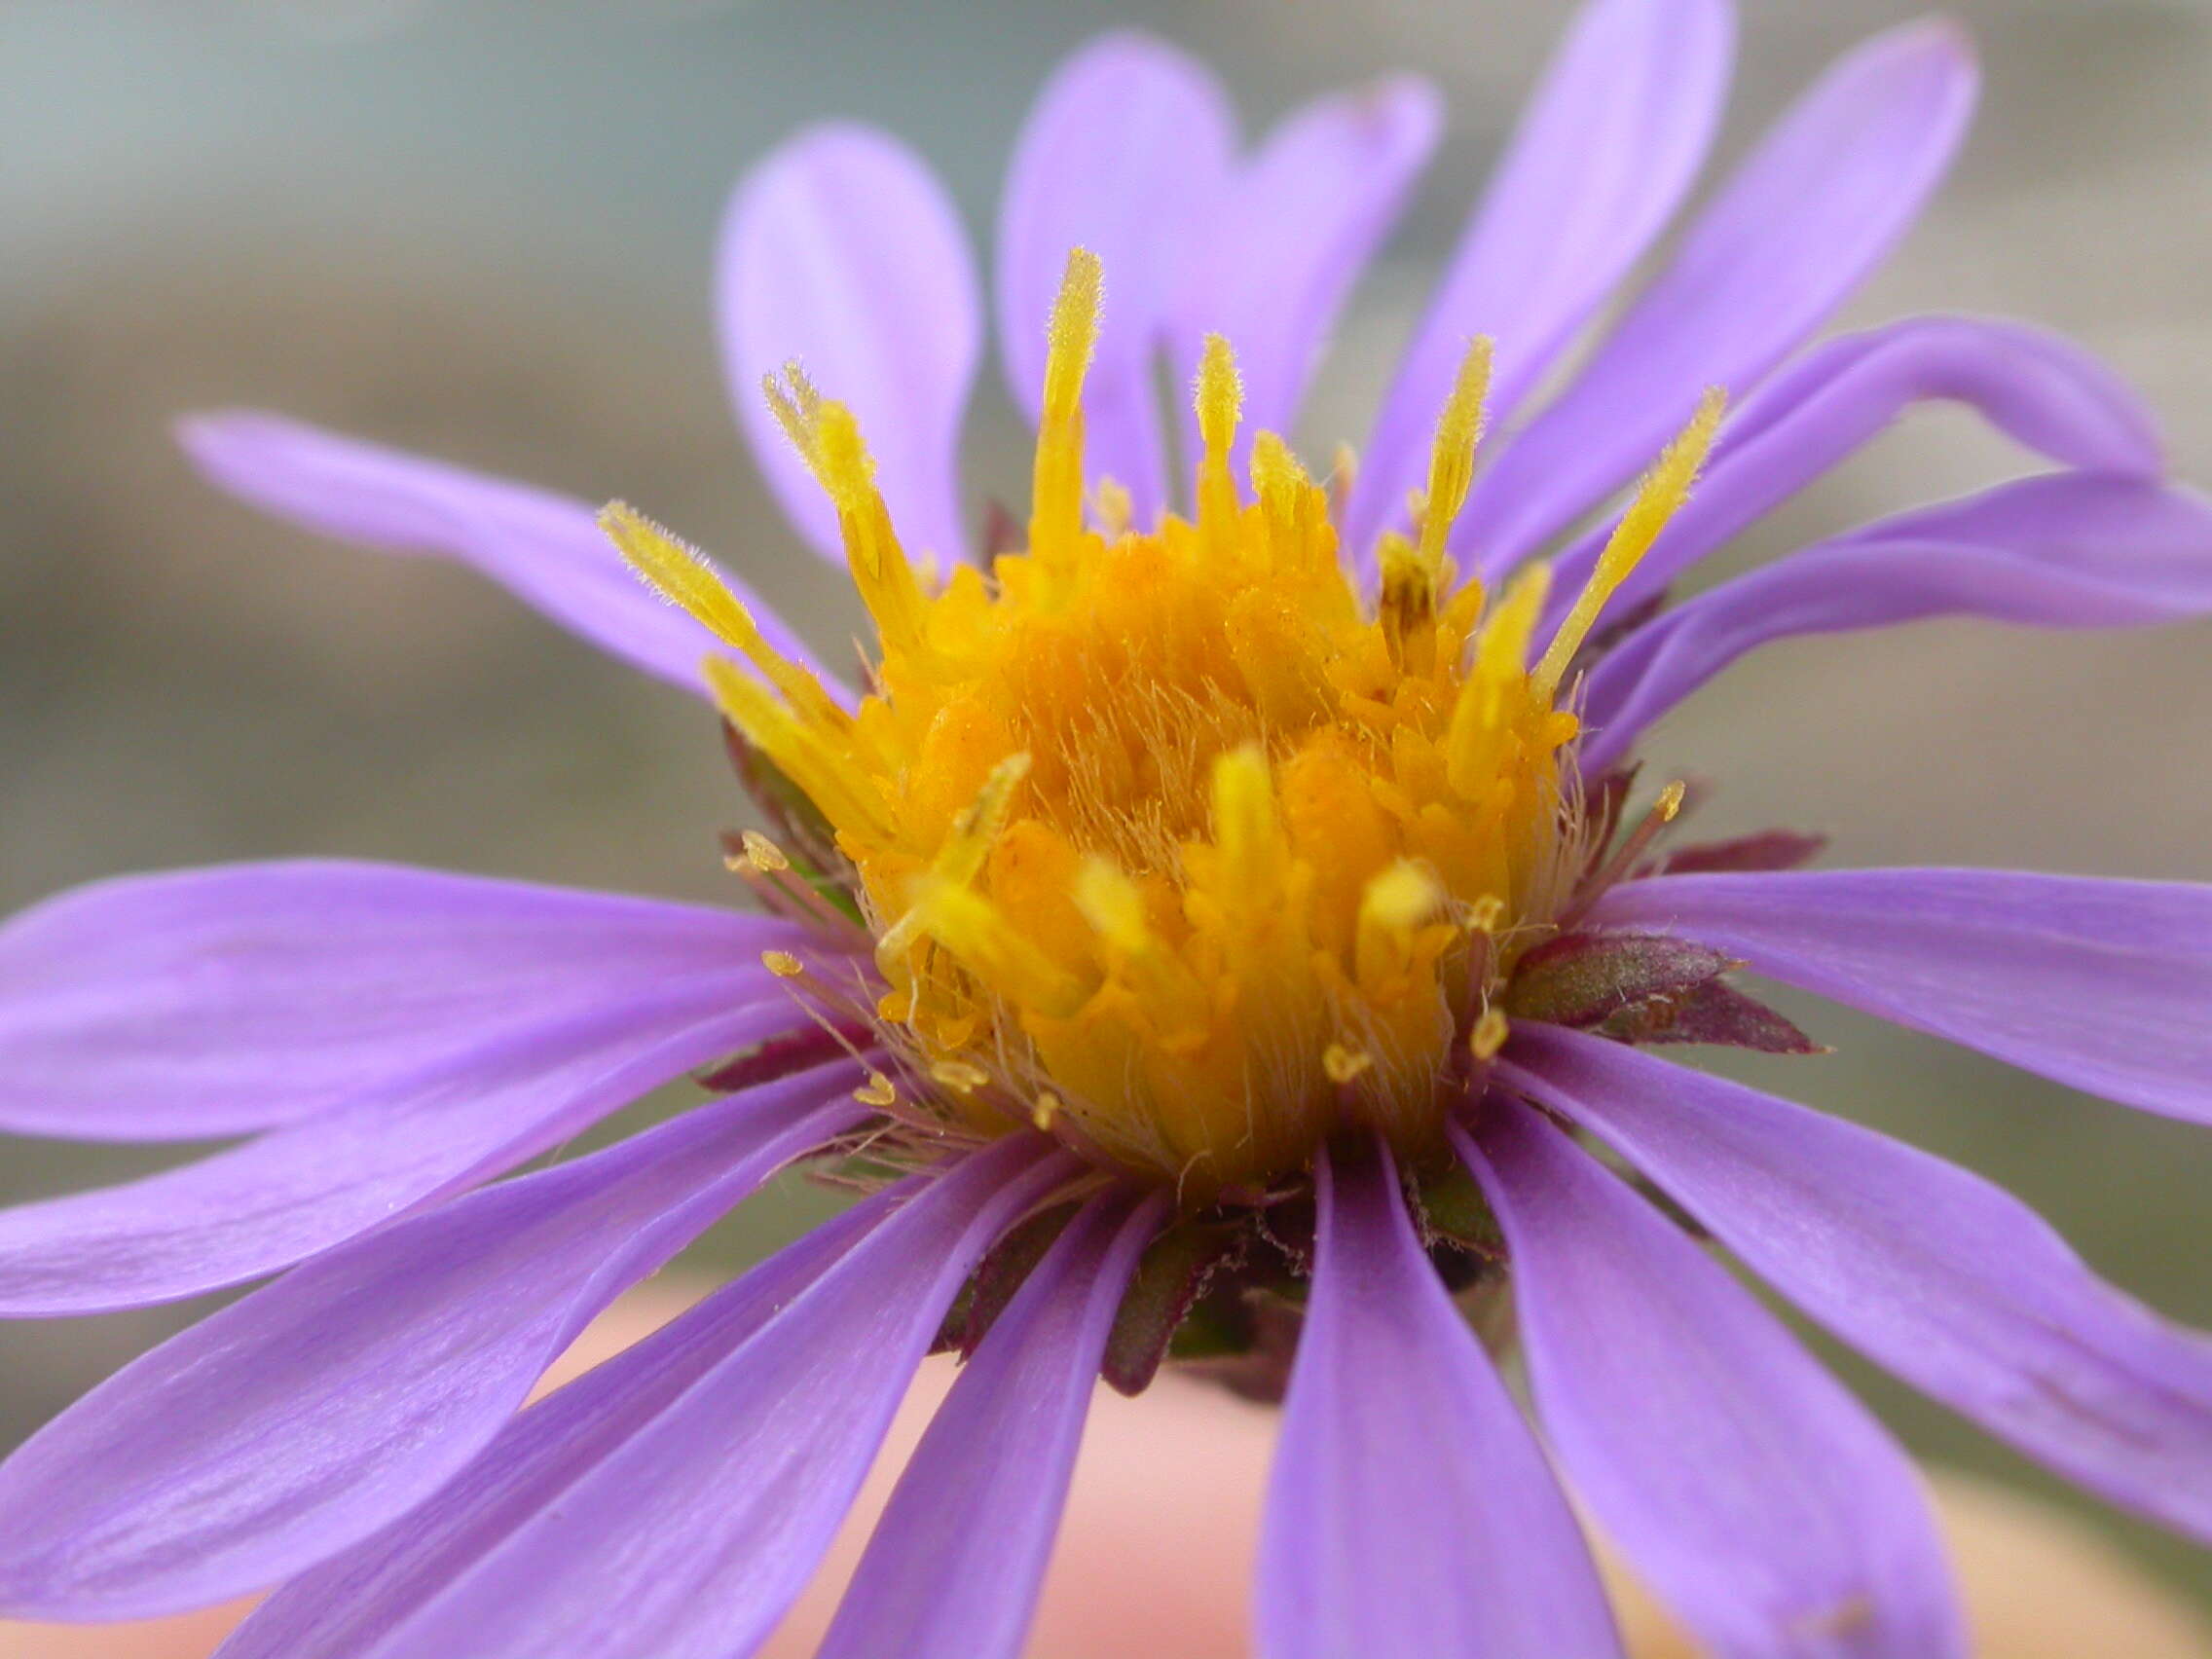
[215,1196,890,1659]
[1350,0,1735,563]
[1173,74,1442,484]
[1587,866,2212,1124]
[719,125,979,569]
[177,413,834,697]
[1545,314,2165,623]
[0,1065,864,1621]
[348,1135,1080,1659]
[0,860,815,1142]
[996,32,1235,523]
[1255,1139,1623,1659]
[1574,475,2212,774]
[817,1187,1166,1659]
[1463,18,1978,574]
[0,986,822,1314]
[1501,1026,2212,1542]
[1456,1104,1964,1659]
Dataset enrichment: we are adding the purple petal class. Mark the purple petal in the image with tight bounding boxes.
[720,125,979,568]
[996,32,1235,522]
[217,1198,890,1659]
[1588,866,2212,1124]
[1255,1139,1622,1659]
[177,413,831,696]
[1464,18,1978,572]
[1456,1102,1963,1658]
[817,1188,1166,1659]
[1349,0,1735,560]
[1575,474,2212,773]
[1175,76,1442,481]
[0,1065,862,1622]
[1501,1025,2212,1543]
[1546,314,2165,622]
[0,986,821,1315]
[337,1135,1079,1659]
[0,861,810,1142]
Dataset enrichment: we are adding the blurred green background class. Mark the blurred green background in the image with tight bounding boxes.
[2,0,2209,1633]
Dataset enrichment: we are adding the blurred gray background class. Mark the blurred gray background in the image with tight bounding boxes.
[2,0,2209,1635]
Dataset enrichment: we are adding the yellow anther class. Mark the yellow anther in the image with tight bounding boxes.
[1534,388,1725,702]
[1073,857,1151,957]
[1094,477,1133,538]
[1195,334,1241,461]
[1470,1006,1511,1061]
[854,1071,899,1108]
[1417,336,1493,574]
[740,830,790,873]
[1465,894,1506,935]
[875,755,1033,966]
[762,360,825,460]
[1032,1092,1063,1132]
[812,402,932,653]
[942,754,1032,888]
[904,883,1088,1018]
[1031,247,1103,563]
[1251,430,1314,549]
[602,501,847,731]
[1208,746,1289,911]
[761,949,806,978]
[1656,779,1686,822]
[705,658,891,840]
[1323,1043,1375,1086]
[1194,333,1243,535]
[1042,247,1102,423]
[929,1059,991,1094]
[1356,861,1445,988]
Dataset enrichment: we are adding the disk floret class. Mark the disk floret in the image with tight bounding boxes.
[610,248,1717,1195]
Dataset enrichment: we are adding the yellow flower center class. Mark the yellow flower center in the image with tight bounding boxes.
[609,248,1717,1198]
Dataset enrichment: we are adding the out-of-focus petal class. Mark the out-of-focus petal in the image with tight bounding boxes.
[217,1198,890,1659]
[1545,315,2165,621]
[1574,475,2212,772]
[1457,1101,1963,1658]
[720,125,979,568]
[1464,18,1978,572]
[0,1067,862,1622]
[1255,1139,1622,1659]
[1350,0,1735,561]
[332,1136,1078,1659]
[1501,1026,2212,1542]
[177,413,832,696]
[996,32,1235,522]
[817,1188,1166,1659]
[1175,75,1442,480]
[0,861,811,1141]
[0,985,818,1314]
[1587,866,2212,1124]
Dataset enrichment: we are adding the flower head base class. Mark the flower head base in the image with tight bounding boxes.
[615,248,1718,1197]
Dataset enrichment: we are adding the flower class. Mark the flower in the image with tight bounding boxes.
[3,1,2211,1654]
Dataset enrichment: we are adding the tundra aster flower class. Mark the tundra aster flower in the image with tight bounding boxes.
[6,1,2212,1653]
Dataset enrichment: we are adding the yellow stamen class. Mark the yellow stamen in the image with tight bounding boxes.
[1194,334,1243,536]
[1417,336,1493,574]
[761,950,805,978]
[1031,247,1103,565]
[650,248,1715,1197]
[1323,1043,1374,1085]
[739,830,790,873]
[602,502,847,732]
[1534,388,1725,702]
